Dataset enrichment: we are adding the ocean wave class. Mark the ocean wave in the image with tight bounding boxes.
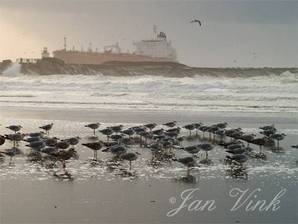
[0,70,298,112]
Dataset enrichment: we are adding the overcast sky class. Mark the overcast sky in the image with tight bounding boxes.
[0,0,297,67]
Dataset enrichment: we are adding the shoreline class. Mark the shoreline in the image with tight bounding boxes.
[1,105,297,124]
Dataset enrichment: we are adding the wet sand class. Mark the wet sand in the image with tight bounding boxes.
[0,106,298,223]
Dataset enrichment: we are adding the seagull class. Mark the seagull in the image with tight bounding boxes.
[85,123,101,136]
[82,141,103,160]
[39,123,54,135]
[6,125,22,133]
[120,152,138,170]
[190,19,202,26]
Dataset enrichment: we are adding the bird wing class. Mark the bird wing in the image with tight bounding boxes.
[190,19,202,26]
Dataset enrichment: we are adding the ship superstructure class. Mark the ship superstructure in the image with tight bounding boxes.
[133,31,177,61]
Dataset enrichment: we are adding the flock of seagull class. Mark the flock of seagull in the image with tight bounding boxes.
[0,121,296,181]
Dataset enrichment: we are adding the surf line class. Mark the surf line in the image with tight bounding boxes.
[166,187,287,217]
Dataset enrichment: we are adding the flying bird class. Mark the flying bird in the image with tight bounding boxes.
[190,19,202,26]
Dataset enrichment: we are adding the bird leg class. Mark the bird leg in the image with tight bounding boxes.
[93,150,97,161]
[259,145,262,153]
[187,166,191,177]
[129,161,132,170]
[62,160,66,173]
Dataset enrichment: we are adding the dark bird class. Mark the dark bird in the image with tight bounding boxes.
[198,143,213,160]
[226,154,248,165]
[109,144,127,156]
[82,142,103,160]
[152,129,164,135]
[65,137,80,146]
[193,123,202,136]
[259,124,276,131]
[120,152,138,170]
[99,128,114,141]
[53,148,78,174]
[56,140,70,150]
[164,131,178,138]
[122,129,135,138]
[183,124,195,136]
[240,134,256,147]
[44,137,59,147]
[215,122,228,129]
[5,133,25,147]
[260,129,276,137]
[199,125,209,138]
[131,126,146,134]
[226,147,246,155]
[184,145,200,155]
[167,127,180,133]
[214,129,225,143]
[24,136,41,143]
[250,138,267,160]
[109,125,123,133]
[28,132,44,138]
[42,146,58,155]
[39,123,54,135]
[6,125,22,133]
[270,133,286,149]
[26,140,45,151]
[144,123,157,131]
[0,135,5,146]
[1,147,21,163]
[190,19,202,26]
[292,145,298,149]
[227,143,244,150]
[177,156,196,177]
[251,138,266,150]
[110,134,123,143]
[85,123,101,136]
[163,121,176,128]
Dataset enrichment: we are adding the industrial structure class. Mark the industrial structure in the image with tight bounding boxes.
[52,27,177,65]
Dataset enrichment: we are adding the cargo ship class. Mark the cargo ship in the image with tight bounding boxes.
[52,28,177,65]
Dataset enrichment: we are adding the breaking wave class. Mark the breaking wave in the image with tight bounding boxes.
[0,69,298,112]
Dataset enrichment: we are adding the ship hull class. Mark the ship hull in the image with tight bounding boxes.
[53,50,175,65]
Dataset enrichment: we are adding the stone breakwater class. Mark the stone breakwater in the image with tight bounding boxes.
[1,58,297,76]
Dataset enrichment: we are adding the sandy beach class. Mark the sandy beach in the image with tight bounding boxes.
[0,106,297,223]
[1,0,298,223]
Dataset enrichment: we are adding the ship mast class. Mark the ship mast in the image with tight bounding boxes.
[153,25,158,39]
[64,37,67,51]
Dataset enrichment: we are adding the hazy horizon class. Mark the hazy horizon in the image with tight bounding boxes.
[0,0,297,67]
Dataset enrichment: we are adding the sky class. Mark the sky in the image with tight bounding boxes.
[0,0,297,67]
